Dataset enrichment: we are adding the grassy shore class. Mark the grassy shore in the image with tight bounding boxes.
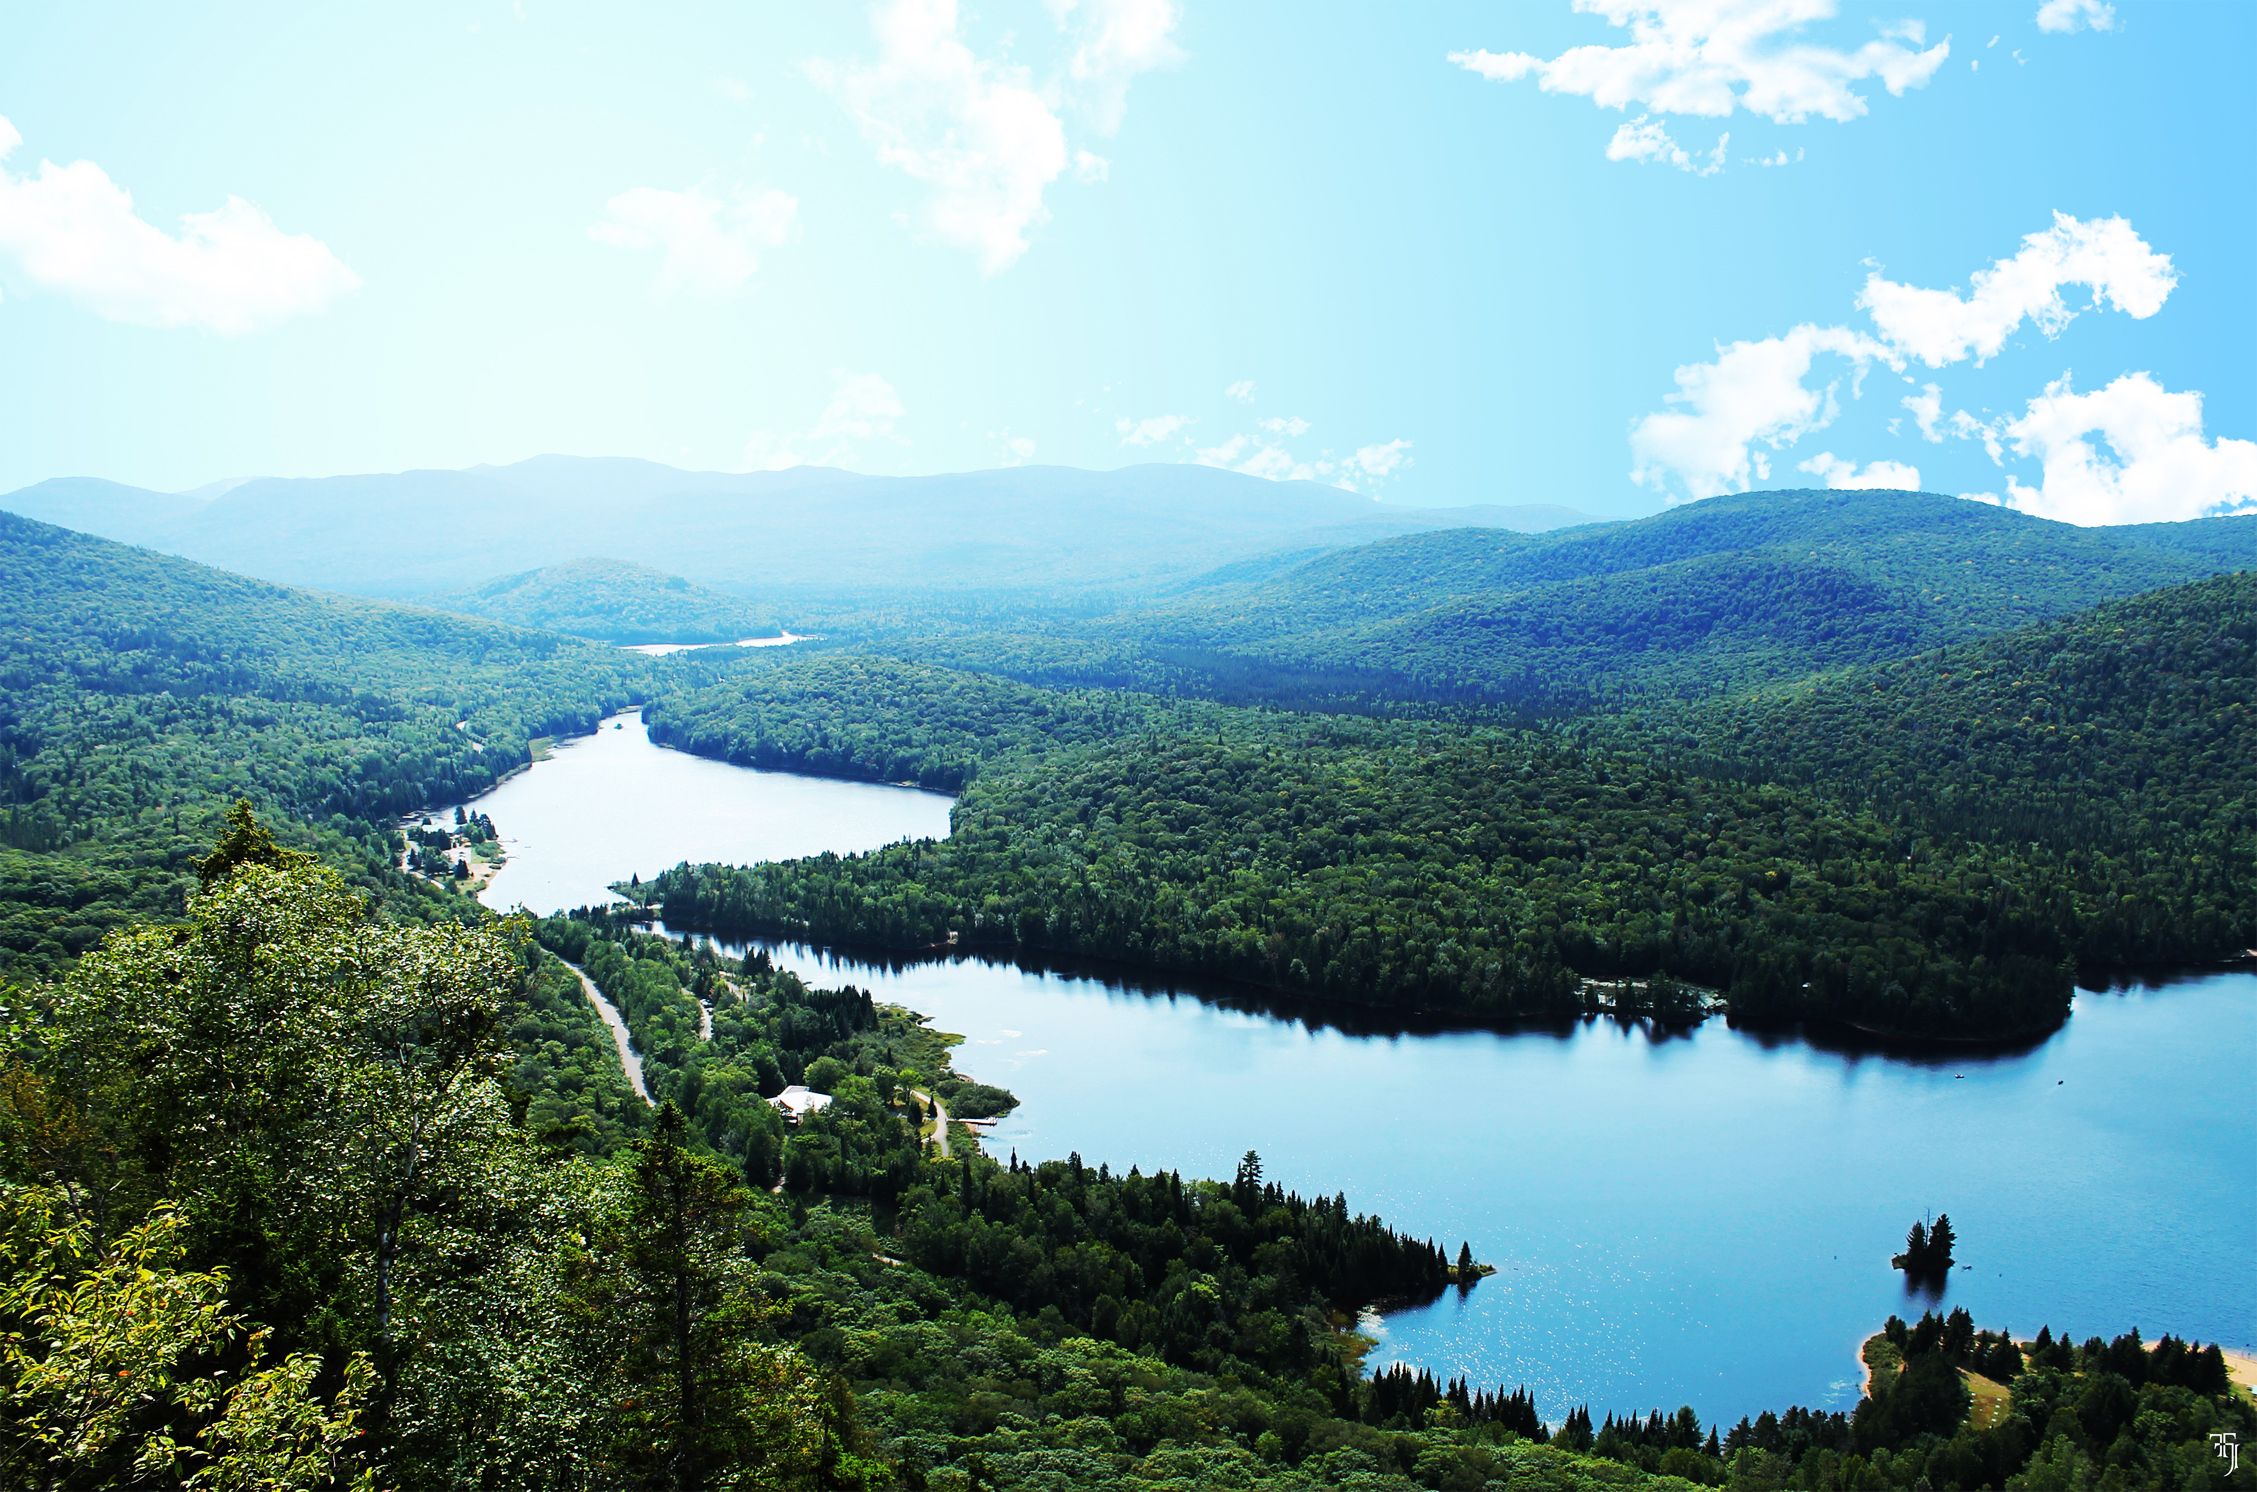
[1861,1332,2012,1429]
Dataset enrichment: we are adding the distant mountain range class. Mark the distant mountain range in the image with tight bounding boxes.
[0,457,1598,605]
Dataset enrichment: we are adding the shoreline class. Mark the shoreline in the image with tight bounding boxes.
[1863,1333,2257,1404]
[646,913,2192,1055]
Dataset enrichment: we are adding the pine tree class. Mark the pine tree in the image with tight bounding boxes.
[195,799,311,886]
[604,1102,829,1490]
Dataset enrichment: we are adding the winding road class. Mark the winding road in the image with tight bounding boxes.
[564,958,651,1106]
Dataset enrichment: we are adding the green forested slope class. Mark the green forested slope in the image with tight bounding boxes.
[0,511,640,974]
[1655,571,2257,964]
[646,563,2257,1037]
[2,502,2252,1489]
[428,556,779,642]
[1040,490,2257,710]
[645,656,2085,1037]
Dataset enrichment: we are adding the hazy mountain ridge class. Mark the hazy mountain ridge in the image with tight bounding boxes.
[0,457,1599,606]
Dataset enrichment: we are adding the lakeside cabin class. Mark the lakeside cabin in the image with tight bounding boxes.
[771,1084,834,1123]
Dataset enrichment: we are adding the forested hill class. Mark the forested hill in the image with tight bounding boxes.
[646,655,2080,1038]
[1077,490,2257,711]
[1654,571,2257,968]
[644,554,2257,1040]
[429,556,779,643]
[0,511,638,974]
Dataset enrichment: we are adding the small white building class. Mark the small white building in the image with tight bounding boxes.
[771,1085,834,1123]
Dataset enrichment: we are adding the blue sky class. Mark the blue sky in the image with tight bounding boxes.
[0,0,2250,522]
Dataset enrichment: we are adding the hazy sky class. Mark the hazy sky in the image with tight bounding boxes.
[0,0,2250,522]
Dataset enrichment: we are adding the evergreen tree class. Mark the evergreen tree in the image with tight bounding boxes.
[1232,1149,1263,1208]
[1928,1212,1956,1267]
[195,799,311,887]
[601,1102,831,1490]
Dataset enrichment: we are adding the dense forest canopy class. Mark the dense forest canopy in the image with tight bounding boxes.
[1652,571,2257,968]
[641,584,2257,1040]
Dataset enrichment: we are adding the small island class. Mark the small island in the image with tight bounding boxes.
[1893,1211,1957,1282]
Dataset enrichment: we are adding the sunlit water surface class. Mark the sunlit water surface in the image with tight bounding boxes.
[431,708,952,914]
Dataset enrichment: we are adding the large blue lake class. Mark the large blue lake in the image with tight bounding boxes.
[450,711,2257,1426]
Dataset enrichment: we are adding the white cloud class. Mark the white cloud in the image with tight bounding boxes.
[810,0,1066,274]
[743,370,906,470]
[1194,433,1250,467]
[2035,0,2115,35]
[1988,372,2257,525]
[1450,0,1950,167]
[1115,412,1192,446]
[1058,0,1184,133]
[1350,439,1414,479]
[1631,323,1891,499]
[0,113,358,333]
[1631,213,2185,503]
[590,184,799,294]
[1230,442,1324,483]
[1797,451,1921,489]
[1606,115,1728,174]
[1073,149,1111,183]
[813,0,1176,272]
[1858,211,2173,368]
[1224,378,1256,401]
[812,372,905,444]
[999,432,1036,464]
[1192,421,1411,493]
[1948,408,2006,464]
[1903,382,1943,441]
[1195,432,1315,483]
